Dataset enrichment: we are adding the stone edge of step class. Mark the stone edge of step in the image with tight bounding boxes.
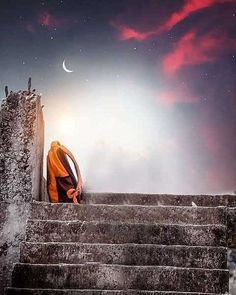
[82,192,234,197]
[31,201,228,209]
[12,262,230,272]
[5,287,227,294]
[19,241,228,249]
[19,242,228,268]
[25,219,228,228]
[34,192,236,205]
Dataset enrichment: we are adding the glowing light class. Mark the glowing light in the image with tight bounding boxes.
[57,116,76,136]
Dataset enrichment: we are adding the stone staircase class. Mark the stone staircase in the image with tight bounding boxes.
[6,193,235,295]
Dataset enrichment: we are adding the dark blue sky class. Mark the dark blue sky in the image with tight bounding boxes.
[1,0,236,193]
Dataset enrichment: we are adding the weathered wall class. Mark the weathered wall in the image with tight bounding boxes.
[0,91,44,293]
[229,208,236,294]
[229,208,236,248]
[229,249,236,295]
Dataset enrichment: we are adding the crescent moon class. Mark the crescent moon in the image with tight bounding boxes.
[62,60,74,73]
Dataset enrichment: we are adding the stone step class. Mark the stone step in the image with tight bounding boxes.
[83,193,236,207]
[19,242,227,269]
[11,263,229,293]
[25,220,227,246]
[5,287,226,295]
[30,202,227,225]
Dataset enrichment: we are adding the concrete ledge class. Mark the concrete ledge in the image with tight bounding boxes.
[83,193,236,207]
[11,264,229,293]
[5,287,226,295]
[25,220,227,246]
[19,242,227,269]
[30,202,227,225]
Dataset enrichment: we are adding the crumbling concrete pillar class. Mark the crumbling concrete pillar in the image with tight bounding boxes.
[0,90,44,293]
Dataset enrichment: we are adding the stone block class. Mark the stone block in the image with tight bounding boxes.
[25,220,227,246]
[11,264,229,293]
[30,202,227,225]
[20,242,227,269]
[84,193,235,207]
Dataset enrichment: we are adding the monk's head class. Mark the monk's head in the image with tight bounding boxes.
[51,141,61,148]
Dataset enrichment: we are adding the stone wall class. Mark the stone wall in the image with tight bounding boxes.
[229,249,236,295]
[229,208,236,248]
[0,91,44,293]
[229,208,236,294]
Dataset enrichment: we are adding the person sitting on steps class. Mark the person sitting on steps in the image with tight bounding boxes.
[47,141,83,204]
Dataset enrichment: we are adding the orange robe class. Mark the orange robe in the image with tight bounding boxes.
[47,141,82,203]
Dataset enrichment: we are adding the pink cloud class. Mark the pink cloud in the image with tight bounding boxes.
[162,31,236,74]
[112,0,233,41]
[158,0,233,33]
[158,87,200,107]
[38,11,68,29]
[110,21,153,41]
[39,11,57,27]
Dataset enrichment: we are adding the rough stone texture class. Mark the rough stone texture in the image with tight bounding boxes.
[0,91,44,203]
[228,208,236,247]
[0,91,44,293]
[5,289,226,295]
[84,192,236,207]
[20,242,227,269]
[7,193,230,294]
[30,202,227,225]
[41,177,49,202]
[25,220,227,246]
[228,207,236,294]
[0,203,31,291]
[230,268,236,295]
[229,249,236,295]
[11,263,228,293]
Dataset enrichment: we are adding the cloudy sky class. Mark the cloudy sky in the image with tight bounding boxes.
[0,0,236,194]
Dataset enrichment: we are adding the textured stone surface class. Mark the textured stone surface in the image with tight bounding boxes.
[6,194,232,294]
[0,202,31,294]
[0,91,44,203]
[0,91,44,293]
[228,207,236,294]
[12,263,228,293]
[25,219,227,246]
[20,242,227,269]
[30,202,227,225]
[41,177,49,202]
[230,268,236,295]
[5,288,226,295]
[229,249,236,295]
[228,208,236,247]
[84,192,236,207]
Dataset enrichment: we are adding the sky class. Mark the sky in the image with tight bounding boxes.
[0,0,236,194]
